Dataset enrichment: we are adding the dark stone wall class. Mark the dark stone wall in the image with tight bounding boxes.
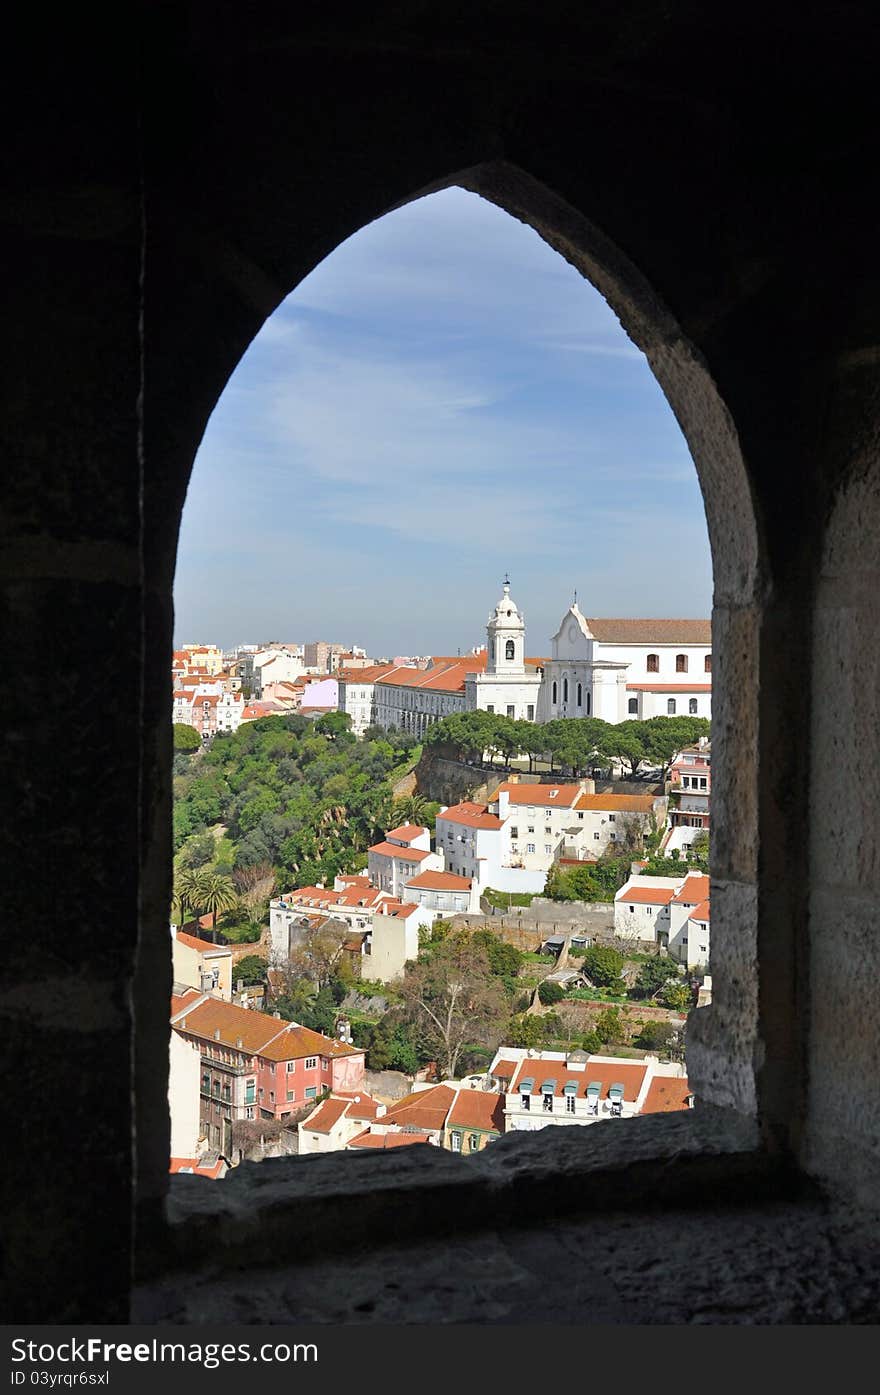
[3,2,880,1321]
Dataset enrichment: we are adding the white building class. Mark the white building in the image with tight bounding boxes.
[337,663,407,736]
[463,580,543,721]
[560,791,665,861]
[366,824,443,897]
[487,1047,691,1132]
[403,869,479,915]
[537,603,711,724]
[368,898,433,982]
[298,1092,385,1154]
[614,870,711,969]
[664,738,711,856]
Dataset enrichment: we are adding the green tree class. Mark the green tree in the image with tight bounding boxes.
[173,722,201,753]
[581,946,625,987]
[198,871,239,932]
[581,1030,602,1053]
[633,1020,677,1051]
[632,957,677,1000]
[594,1005,628,1045]
[178,830,216,871]
[506,1012,545,1048]
[314,711,354,741]
[232,954,268,986]
[662,982,693,1012]
[538,979,565,1005]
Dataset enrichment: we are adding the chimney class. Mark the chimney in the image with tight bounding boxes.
[236,1037,243,1048]
[213,1028,221,1040]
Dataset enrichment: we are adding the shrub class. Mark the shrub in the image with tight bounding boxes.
[581,1030,602,1053]
[633,1020,677,1051]
[594,1005,628,1045]
[581,946,625,987]
[538,979,565,1005]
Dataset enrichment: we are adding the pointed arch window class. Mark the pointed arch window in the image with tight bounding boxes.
[505,639,515,660]
[552,681,558,705]
[586,691,591,715]
[577,682,582,707]
[563,677,569,703]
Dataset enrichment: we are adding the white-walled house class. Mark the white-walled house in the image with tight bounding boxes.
[434,801,508,887]
[560,791,663,860]
[168,1029,203,1158]
[613,876,679,943]
[368,898,434,983]
[665,738,711,856]
[297,1091,385,1154]
[403,869,479,915]
[268,877,387,965]
[367,825,443,897]
[487,1048,691,1133]
[667,871,711,970]
[614,870,711,968]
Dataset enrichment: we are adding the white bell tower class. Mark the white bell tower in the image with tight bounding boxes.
[486,576,526,676]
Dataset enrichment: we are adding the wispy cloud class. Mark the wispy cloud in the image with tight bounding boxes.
[176,187,710,652]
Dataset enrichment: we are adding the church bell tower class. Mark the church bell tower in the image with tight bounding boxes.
[486,576,526,676]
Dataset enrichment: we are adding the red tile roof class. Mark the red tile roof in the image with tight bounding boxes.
[171,996,363,1062]
[174,931,231,955]
[616,885,677,905]
[436,802,503,831]
[586,618,711,644]
[169,1156,226,1179]
[673,873,710,905]
[368,841,432,861]
[641,1077,693,1114]
[574,792,657,813]
[447,1089,506,1133]
[347,1131,432,1150]
[509,1058,648,1101]
[495,782,583,807]
[690,899,711,922]
[385,823,429,843]
[380,1084,457,1132]
[626,683,712,692]
[404,870,472,891]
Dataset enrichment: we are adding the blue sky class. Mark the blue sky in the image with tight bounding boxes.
[174,187,712,656]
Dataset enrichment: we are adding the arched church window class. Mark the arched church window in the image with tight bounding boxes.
[505,639,515,660]
[586,691,591,715]
[490,640,495,662]
[628,698,638,714]
[667,698,677,715]
[563,677,569,703]
[689,698,698,714]
[552,681,558,705]
[647,653,659,672]
[577,682,582,707]
[676,653,688,672]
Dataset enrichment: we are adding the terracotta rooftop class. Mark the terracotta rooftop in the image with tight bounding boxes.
[380,1084,458,1133]
[170,996,362,1062]
[508,1057,648,1101]
[174,930,231,955]
[673,873,711,905]
[404,870,472,891]
[384,823,429,844]
[616,885,677,905]
[586,618,711,644]
[436,801,503,831]
[447,1088,506,1134]
[641,1077,693,1114]
[573,792,657,813]
[494,782,584,807]
[368,841,432,861]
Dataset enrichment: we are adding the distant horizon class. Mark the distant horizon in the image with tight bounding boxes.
[174,187,712,654]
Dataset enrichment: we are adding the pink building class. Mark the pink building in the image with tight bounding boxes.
[170,988,365,1155]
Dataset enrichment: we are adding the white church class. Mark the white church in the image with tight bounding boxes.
[466,579,711,725]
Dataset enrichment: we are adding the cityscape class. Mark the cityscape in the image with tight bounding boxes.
[169,580,711,1177]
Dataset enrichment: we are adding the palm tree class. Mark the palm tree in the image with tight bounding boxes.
[392,793,430,828]
[173,867,207,925]
[198,871,239,935]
